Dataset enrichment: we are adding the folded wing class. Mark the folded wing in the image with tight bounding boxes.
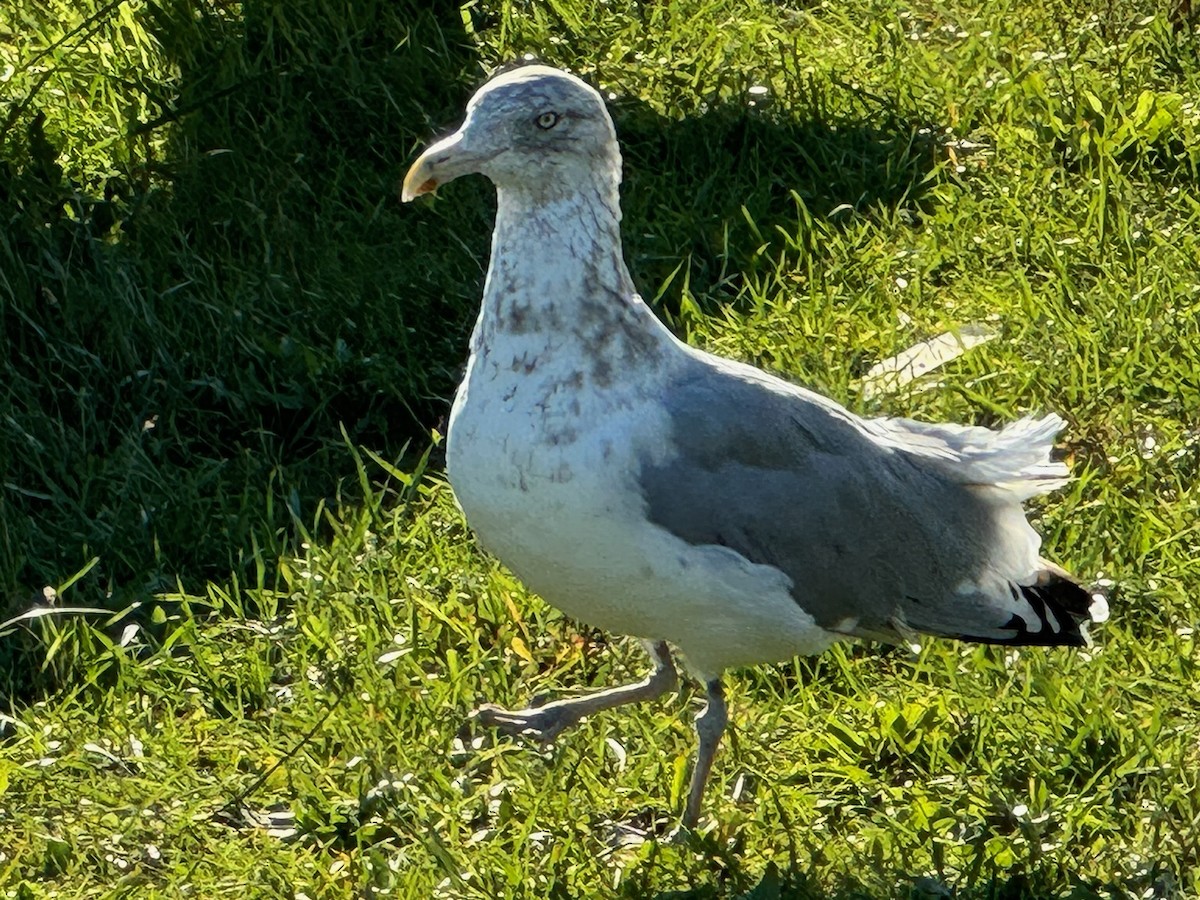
[638,353,1100,647]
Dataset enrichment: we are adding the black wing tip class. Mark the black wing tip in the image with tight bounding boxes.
[960,572,1105,648]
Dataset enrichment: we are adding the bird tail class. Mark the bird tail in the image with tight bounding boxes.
[865,414,1107,648]
[953,562,1109,647]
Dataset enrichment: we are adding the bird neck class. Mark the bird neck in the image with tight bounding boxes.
[476,180,646,347]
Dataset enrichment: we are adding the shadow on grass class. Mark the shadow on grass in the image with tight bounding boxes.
[612,88,939,317]
[0,0,483,694]
[1,9,936,696]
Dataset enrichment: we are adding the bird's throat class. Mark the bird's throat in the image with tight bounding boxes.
[481,185,636,340]
[469,183,672,386]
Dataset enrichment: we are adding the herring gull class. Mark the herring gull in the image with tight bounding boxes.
[401,64,1108,834]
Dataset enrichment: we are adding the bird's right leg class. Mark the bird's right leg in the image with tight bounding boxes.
[472,639,677,743]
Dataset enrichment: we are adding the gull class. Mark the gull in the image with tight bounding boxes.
[401,65,1107,833]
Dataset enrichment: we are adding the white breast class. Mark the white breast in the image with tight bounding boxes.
[446,329,838,678]
[446,328,671,611]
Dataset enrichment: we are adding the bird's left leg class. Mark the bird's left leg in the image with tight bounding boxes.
[473,639,676,743]
[678,678,726,832]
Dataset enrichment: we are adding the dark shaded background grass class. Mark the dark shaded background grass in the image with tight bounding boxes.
[1,0,483,646]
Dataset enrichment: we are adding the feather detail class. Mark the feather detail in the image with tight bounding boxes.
[874,413,1069,500]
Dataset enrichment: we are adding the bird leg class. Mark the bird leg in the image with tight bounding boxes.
[473,640,677,744]
[679,678,727,833]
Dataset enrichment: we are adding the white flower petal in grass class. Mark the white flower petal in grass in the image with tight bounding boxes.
[84,742,123,766]
[858,323,998,400]
[730,771,755,803]
[604,736,627,771]
[467,828,494,846]
[377,648,411,666]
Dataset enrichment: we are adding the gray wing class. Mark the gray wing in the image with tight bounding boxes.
[638,355,1092,646]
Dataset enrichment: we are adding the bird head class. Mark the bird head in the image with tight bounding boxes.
[401,65,621,202]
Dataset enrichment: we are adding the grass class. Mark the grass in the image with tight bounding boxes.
[2,0,1199,896]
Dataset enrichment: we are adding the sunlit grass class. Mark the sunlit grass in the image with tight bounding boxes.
[2,0,1199,897]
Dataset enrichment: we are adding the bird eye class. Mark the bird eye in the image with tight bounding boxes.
[535,111,560,130]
